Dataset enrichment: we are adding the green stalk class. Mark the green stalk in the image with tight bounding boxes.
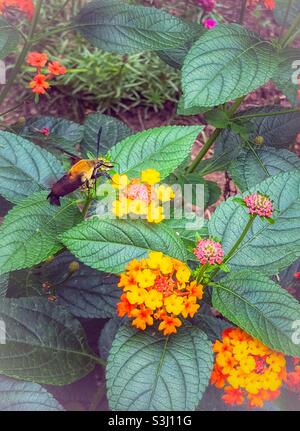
[186,96,245,174]
[0,0,43,108]
[234,107,300,121]
[279,11,300,48]
[223,215,256,264]
[239,0,247,24]
[210,215,256,280]
[278,0,293,39]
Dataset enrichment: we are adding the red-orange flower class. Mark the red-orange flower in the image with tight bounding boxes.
[247,0,275,9]
[222,387,244,406]
[47,61,67,76]
[211,328,287,409]
[26,52,48,68]
[116,253,203,336]
[0,0,35,19]
[29,74,49,95]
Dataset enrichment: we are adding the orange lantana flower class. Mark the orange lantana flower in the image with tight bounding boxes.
[116,253,203,336]
[211,328,287,409]
[26,52,48,68]
[29,74,49,95]
[47,61,67,76]
[0,0,34,19]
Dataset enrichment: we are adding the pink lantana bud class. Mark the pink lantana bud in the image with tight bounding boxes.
[294,272,300,279]
[203,17,217,29]
[197,0,215,13]
[194,239,224,265]
[244,193,273,218]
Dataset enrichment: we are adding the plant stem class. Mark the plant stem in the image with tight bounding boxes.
[278,0,293,39]
[186,96,245,174]
[280,11,300,48]
[82,192,93,219]
[223,215,256,264]
[210,215,256,280]
[0,0,43,109]
[239,0,247,24]
[235,107,300,121]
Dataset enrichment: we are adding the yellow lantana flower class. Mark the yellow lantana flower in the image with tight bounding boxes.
[176,265,191,283]
[136,269,156,288]
[144,290,163,310]
[141,169,160,185]
[164,294,184,315]
[112,173,130,189]
[157,184,175,202]
[127,288,147,305]
[147,251,163,269]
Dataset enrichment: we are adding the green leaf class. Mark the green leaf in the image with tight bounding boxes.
[0,192,81,276]
[176,99,208,116]
[0,17,19,60]
[108,125,202,179]
[211,107,300,174]
[74,0,200,54]
[82,112,133,157]
[212,271,300,356]
[204,110,230,128]
[192,304,232,342]
[272,48,300,106]
[42,252,120,319]
[0,131,65,203]
[21,116,84,156]
[229,146,300,191]
[208,171,300,275]
[274,0,300,27]
[0,377,64,411]
[98,318,122,361]
[0,297,96,384]
[157,25,204,69]
[182,24,278,108]
[61,219,187,274]
[0,274,8,297]
[106,325,213,411]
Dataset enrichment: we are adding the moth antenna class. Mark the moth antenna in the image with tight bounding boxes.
[96,126,103,159]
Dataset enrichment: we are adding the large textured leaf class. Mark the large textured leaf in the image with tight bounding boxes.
[74,0,199,54]
[0,274,8,296]
[0,17,19,60]
[63,219,188,274]
[0,131,65,203]
[82,112,132,157]
[61,219,187,274]
[108,126,202,179]
[182,24,278,108]
[209,171,300,275]
[272,48,300,106]
[0,377,64,411]
[192,304,232,342]
[211,107,300,173]
[21,116,84,156]
[42,252,120,319]
[106,325,213,411]
[0,297,96,384]
[274,0,300,26]
[0,192,81,276]
[229,146,300,191]
[157,25,204,69]
[213,271,300,356]
[98,318,122,361]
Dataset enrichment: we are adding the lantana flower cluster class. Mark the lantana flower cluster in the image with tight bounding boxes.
[112,169,174,224]
[26,52,66,95]
[194,239,224,265]
[0,0,34,19]
[244,192,273,218]
[117,253,203,336]
[211,328,287,408]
